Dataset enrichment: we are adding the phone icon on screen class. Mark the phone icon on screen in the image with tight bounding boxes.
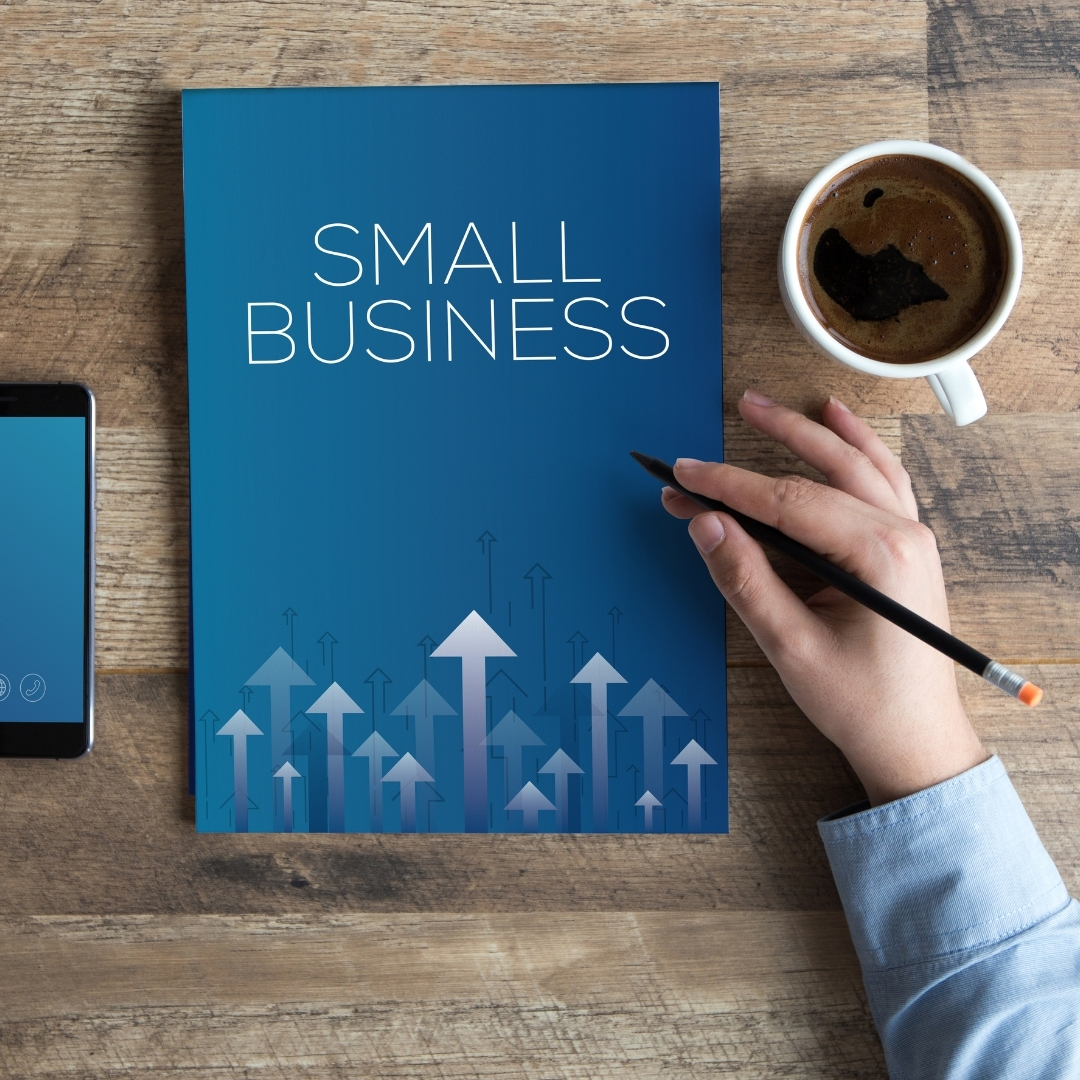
[20,674,46,702]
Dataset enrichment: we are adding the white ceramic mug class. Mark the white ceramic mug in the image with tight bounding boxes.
[778,140,1022,426]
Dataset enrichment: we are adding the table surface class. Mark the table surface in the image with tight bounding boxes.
[2,2,1078,1077]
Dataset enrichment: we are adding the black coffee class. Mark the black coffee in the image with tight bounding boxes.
[799,155,1008,363]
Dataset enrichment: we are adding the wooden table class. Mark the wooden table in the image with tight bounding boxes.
[2,3,1077,1076]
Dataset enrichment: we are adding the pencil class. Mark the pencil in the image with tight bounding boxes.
[631,451,1043,707]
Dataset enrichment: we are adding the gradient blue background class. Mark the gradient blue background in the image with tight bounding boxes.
[184,83,726,833]
[0,417,86,723]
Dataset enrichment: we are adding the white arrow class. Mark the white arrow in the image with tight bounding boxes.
[353,732,398,832]
[382,752,435,832]
[306,681,364,833]
[671,739,718,832]
[219,710,263,833]
[390,679,457,774]
[505,781,556,832]
[538,748,584,833]
[274,761,302,833]
[571,652,626,832]
[635,789,663,833]
[245,646,314,774]
[431,611,516,832]
[619,679,687,814]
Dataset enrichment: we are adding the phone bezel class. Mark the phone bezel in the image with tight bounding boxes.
[0,383,95,759]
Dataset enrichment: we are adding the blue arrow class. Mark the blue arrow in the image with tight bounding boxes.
[618,679,687,816]
[635,789,662,832]
[477,531,497,614]
[317,631,339,680]
[274,761,302,833]
[364,667,393,718]
[417,635,437,680]
[282,608,298,656]
[571,652,625,832]
[671,740,717,832]
[505,781,556,832]
[485,710,544,812]
[352,731,398,832]
[524,564,552,682]
[218,710,262,833]
[306,681,364,832]
[431,611,516,832]
[608,607,623,664]
[382,752,434,832]
[246,647,315,775]
[390,679,456,775]
[538,748,583,833]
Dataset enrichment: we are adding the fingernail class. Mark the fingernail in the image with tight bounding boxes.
[828,395,852,414]
[742,388,776,407]
[689,514,726,555]
[674,457,705,470]
[661,486,678,500]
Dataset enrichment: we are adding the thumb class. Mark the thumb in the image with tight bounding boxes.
[687,511,819,664]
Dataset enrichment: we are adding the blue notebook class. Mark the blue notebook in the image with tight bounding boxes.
[183,83,725,834]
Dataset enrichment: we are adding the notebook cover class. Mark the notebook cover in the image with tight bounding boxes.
[183,82,725,834]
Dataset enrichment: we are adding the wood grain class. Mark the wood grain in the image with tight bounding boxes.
[0,912,882,1080]
[928,0,1080,170]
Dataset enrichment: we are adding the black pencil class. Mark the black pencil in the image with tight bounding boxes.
[631,451,1042,707]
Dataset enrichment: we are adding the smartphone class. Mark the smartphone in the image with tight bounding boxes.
[0,383,95,758]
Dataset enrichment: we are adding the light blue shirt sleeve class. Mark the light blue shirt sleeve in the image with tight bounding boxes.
[818,755,1080,1079]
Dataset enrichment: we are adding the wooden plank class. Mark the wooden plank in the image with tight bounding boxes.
[0,0,926,426]
[928,0,1080,170]
[0,912,882,1080]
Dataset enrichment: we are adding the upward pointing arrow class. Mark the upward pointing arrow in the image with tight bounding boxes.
[538,748,584,833]
[431,611,515,832]
[485,711,544,810]
[505,781,556,832]
[671,739,718,832]
[391,679,457,774]
[306,681,363,832]
[274,761,302,833]
[635,789,662,833]
[352,732,398,832]
[618,679,687,816]
[571,653,626,833]
[364,667,393,716]
[382,752,434,832]
[218,710,262,833]
[246,647,315,775]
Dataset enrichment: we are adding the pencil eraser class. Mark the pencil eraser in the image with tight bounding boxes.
[1018,682,1043,707]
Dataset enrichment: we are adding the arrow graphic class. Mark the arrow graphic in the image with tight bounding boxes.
[364,667,393,718]
[246,647,315,775]
[391,679,457,774]
[274,761,302,833]
[477,531,497,614]
[608,607,623,664]
[417,635,437,680]
[671,739,718,832]
[382,752,434,832]
[353,731,399,832]
[431,610,516,832]
[567,631,589,675]
[506,781,556,832]
[282,608,298,656]
[219,710,262,833]
[485,710,544,811]
[306,681,364,832]
[524,564,552,682]
[197,710,219,819]
[618,679,687,816]
[571,652,626,832]
[239,685,254,708]
[636,790,663,832]
[539,748,584,833]
[317,631,339,680]
[691,708,712,746]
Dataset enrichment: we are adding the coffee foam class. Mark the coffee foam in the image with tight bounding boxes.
[799,156,1007,364]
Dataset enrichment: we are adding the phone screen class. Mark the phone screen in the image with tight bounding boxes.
[0,385,94,756]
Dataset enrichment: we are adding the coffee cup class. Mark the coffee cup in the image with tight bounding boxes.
[778,140,1022,426]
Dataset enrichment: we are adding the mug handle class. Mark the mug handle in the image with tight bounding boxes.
[926,362,987,427]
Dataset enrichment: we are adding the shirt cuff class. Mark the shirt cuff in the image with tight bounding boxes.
[818,755,1070,972]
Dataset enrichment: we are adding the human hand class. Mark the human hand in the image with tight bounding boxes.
[663,390,987,806]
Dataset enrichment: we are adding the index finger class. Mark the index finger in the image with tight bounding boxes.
[672,458,920,582]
